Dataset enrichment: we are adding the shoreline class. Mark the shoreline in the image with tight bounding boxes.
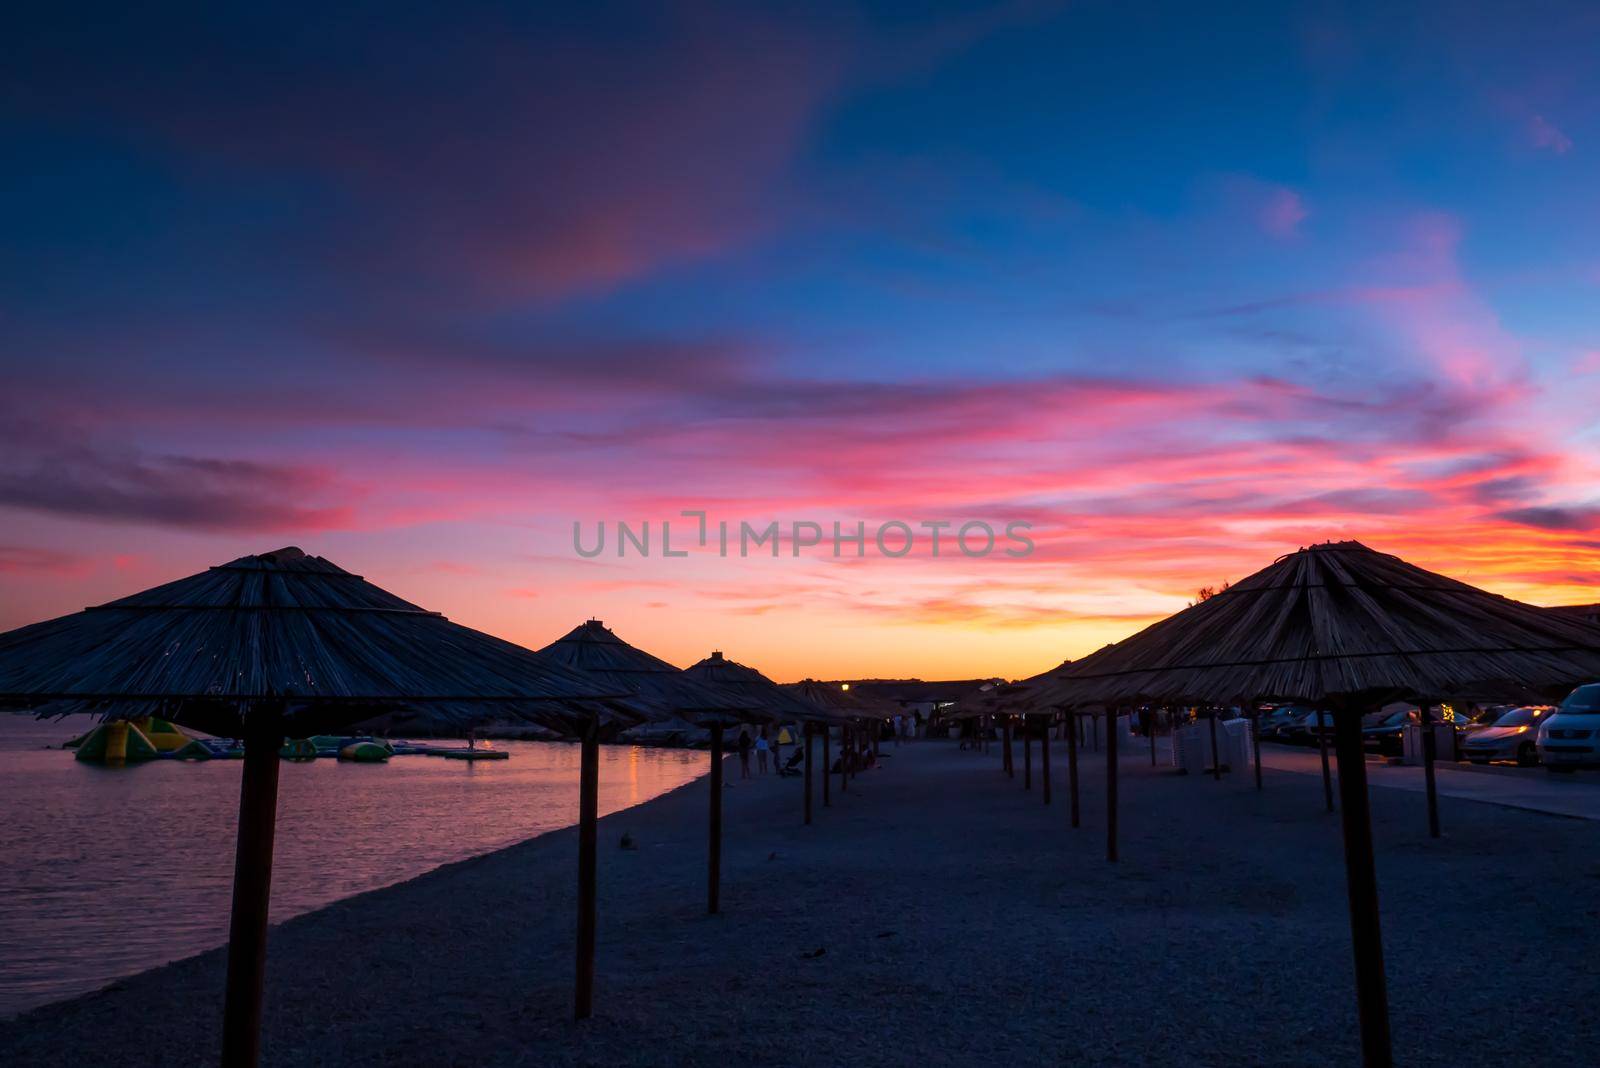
[0,752,718,1022]
[0,733,706,1020]
[4,740,1597,1065]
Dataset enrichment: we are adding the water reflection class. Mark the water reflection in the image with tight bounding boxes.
[0,715,706,1016]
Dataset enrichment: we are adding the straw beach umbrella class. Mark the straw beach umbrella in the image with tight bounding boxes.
[538,620,754,723]
[1001,663,1072,803]
[949,664,1069,800]
[783,679,893,807]
[681,652,822,910]
[1039,541,1600,1067]
[784,677,895,721]
[684,652,826,726]
[534,620,758,1016]
[0,547,636,1066]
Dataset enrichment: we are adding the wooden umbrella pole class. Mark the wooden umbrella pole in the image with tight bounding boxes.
[1066,710,1080,829]
[822,727,831,807]
[841,727,850,793]
[803,723,814,825]
[1040,719,1052,805]
[1317,709,1335,812]
[1332,706,1393,1067]
[1092,712,1099,752]
[1148,708,1157,766]
[708,724,724,915]
[1251,707,1263,791]
[1003,718,1014,777]
[221,702,285,1068]
[1106,707,1119,863]
[574,716,600,1021]
[1023,724,1032,790]
[1208,708,1222,780]
[1419,700,1440,838]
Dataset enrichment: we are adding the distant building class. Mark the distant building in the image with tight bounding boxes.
[823,678,1003,722]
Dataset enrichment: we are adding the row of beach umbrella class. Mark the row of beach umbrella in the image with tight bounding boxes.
[954,540,1600,1068]
[9,539,1590,1068]
[0,547,891,1065]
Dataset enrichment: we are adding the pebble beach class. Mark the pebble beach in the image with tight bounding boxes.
[2,739,1596,1066]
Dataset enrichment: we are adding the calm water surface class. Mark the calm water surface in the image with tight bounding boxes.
[0,714,707,1017]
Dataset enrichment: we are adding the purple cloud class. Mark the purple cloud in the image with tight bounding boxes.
[1528,114,1573,154]
[0,419,355,532]
[1497,505,1600,531]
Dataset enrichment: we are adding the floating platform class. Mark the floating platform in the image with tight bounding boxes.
[338,740,393,763]
[66,727,505,764]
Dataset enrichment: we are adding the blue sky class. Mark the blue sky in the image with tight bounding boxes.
[2,1,1598,678]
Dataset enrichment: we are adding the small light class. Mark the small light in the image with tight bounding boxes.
[841,683,850,691]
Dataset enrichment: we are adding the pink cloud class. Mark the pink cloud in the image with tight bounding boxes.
[418,561,483,576]
[1259,187,1309,238]
[1528,114,1573,154]
[0,547,94,576]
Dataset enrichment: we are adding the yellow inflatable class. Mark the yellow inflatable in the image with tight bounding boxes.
[130,716,191,753]
[74,720,160,763]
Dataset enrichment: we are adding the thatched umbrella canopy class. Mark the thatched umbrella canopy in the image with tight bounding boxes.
[783,678,893,722]
[944,662,1073,797]
[0,547,635,1065]
[0,547,637,735]
[536,620,755,724]
[532,619,764,1017]
[1038,541,1600,708]
[674,650,825,915]
[1038,541,1600,1068]
[782,680,896,795]
[683,651,821,723]
[948,661,1070,718]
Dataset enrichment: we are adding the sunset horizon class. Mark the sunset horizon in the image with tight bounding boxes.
[4,529,1597,684]
[4,5,1600,1066]
[5,3,1600,685]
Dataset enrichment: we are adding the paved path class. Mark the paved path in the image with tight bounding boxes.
[1254,742,1600,821]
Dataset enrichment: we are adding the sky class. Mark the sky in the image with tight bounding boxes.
[2,1,1599,682]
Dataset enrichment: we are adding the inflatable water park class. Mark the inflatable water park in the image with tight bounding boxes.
[65,717,508,765]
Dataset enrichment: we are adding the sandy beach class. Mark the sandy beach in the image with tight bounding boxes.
[2,738,1596,1066]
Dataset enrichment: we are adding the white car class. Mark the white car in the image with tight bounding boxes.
[1461,706,1553,765]
[1536,683,1600,771]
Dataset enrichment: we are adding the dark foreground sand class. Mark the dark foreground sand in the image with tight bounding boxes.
[3,739,1597,1066]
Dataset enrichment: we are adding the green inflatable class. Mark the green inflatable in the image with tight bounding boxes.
[74,721,160,763]
[280,738,318,760]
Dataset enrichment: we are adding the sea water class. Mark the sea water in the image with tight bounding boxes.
[0,713,706,1016]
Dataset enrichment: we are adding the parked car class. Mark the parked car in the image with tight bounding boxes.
[1276,708,1327,745]
[1453,704,1511,746]
[1536,683,1600,771]
[1361,707,1415,755]
[1256,706,1309,741]
[1460,706,1552,766]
